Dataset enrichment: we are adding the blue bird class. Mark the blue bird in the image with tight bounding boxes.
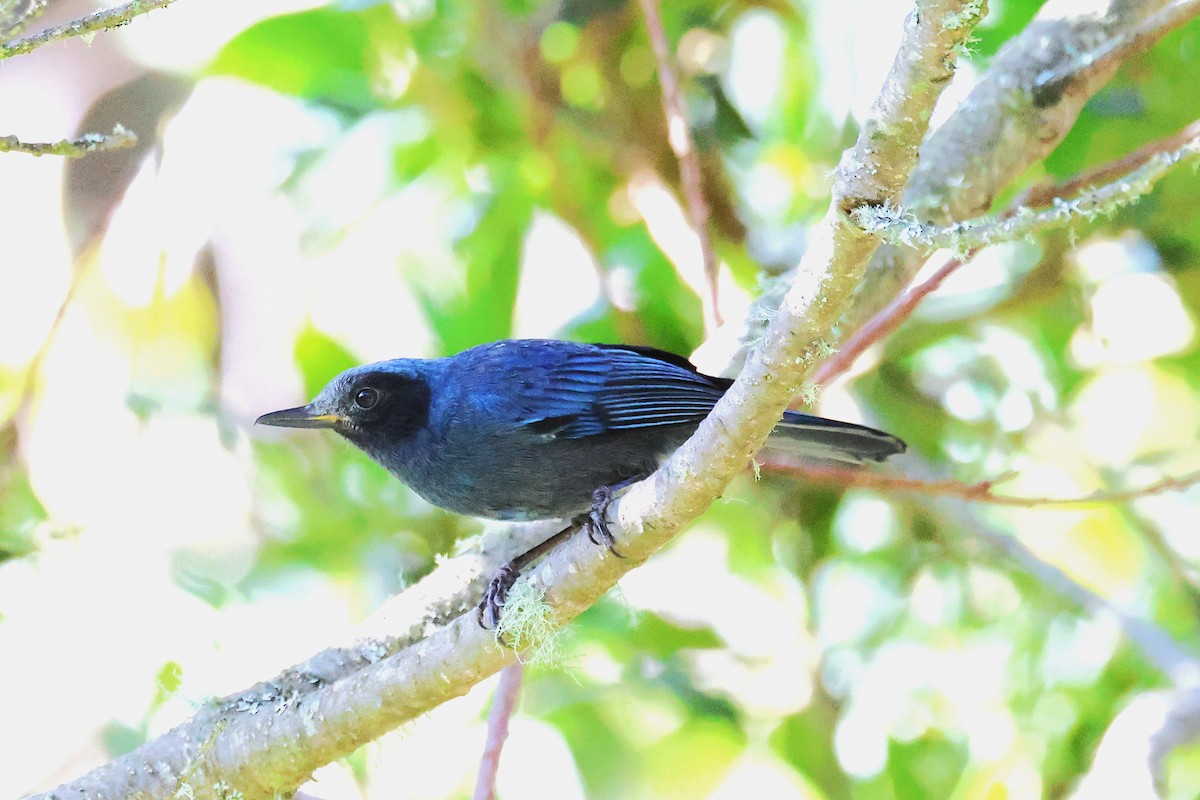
[257,339,905,624]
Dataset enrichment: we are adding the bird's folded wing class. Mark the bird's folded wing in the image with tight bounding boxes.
[519,345,729,439]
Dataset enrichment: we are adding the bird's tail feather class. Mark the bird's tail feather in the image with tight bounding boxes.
[764,411,906,465]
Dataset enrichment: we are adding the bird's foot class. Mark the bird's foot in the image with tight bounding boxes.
[580,485,624,559]
[478,563,519,629]
[476,486,628,629]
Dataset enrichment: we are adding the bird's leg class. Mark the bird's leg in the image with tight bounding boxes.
[478,476,643,628]
[478,522,575,629]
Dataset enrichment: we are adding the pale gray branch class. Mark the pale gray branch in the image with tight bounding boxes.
[0,0,177,60]
[924,459,1200,799]
[840,0,1200,330]
[0,0,47,40]
[1070,687,1200,799]
[948,503,1200,685]
[853,132,1200,252]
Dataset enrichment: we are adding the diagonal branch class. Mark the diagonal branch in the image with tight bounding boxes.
[946,500,1200,684]
[0,0,177,60]
[854,132,1200,251]
[812,250,969,386]
[945,498,1200,685]
[814,118,1200,387]
[1018,118,1200,210]
[0,125,138,157]
[0,0,48,40]
[836,0,1200,331]
[637,0,721,329]
[29,3,984,798]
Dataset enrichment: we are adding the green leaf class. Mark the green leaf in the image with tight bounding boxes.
[771,701,854,800]
[101,721,145,758]
[0,469,46,559]
[209,7,404,112]
[294,326,359,399]
[628,612,724,660]
[887,736,968,798]
[417,183,532,353]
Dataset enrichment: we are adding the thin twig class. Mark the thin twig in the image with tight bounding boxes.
[0,0,177,60]
[879,455,1200,686]
[854,133,1200,252]
[770,463,1200,508]
[1020,120,1200,209]
[822,119,1200,386]
[840,0,1200,334]
[813,251,970,385]
[472,663,525,800]
[0,125,137,157]
[636,0,721,330]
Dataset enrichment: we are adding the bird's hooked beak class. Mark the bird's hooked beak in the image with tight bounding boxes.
[256,404,344,430]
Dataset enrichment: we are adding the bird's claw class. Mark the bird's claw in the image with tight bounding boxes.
[581,485,624,558]
[477,563,519,629]
[478,485,624,628]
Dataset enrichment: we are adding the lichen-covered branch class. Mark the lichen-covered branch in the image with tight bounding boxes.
[836,1,986,210]
[0,126,137,157]
[25,521,556,799]
[29,3,981,798]
[840,0,1200,330]
[812,120,1200,386]
[189,519,559,729]
[0,0,48,40]
[609,0,982,554]
[1018,118,1200,210]
[853,132,1200,252]
[0,0,177,60]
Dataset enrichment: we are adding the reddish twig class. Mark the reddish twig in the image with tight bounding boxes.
[813,250,971,385]
[1018,118,1200,209]
[637,0,721,329]
[472,662,525,800]
[819,118,1200,387]
[768,462,1200,508]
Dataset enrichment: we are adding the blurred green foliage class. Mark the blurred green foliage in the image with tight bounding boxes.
[4,0,1200,798]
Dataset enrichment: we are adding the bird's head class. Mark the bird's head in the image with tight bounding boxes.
[256,361,433,451]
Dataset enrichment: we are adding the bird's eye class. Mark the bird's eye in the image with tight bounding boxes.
[354,387,379,409]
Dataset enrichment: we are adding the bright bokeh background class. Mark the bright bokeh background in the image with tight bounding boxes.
[2,1,1199,798]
